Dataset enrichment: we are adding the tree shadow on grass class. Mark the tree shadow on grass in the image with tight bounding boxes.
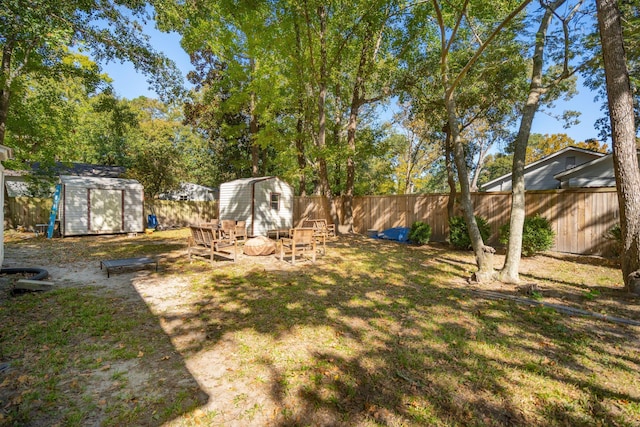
[158,235,640,426]
[0,264,209,426]
[432,252,640,323]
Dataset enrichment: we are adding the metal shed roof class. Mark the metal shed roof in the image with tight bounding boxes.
[60,175,143,190]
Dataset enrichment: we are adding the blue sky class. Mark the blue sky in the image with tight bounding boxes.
[101,26,607,149]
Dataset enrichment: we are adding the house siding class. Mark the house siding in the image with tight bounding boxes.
[158,183,217,201]
[483,150,604,192]
[253,178,294,236]
[124,188,144,232]
[559,157,616,188]
[555,153,640,189]
[218,179,254,225]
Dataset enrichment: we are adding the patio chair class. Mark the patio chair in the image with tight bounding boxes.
[188,225,206,247]
[188,225,209,261]
[188,225,237,263]
[211,227,237,262]
[302,219,336,239]
[235,220,248,242]
[279,227,316,265]
[201,219,219,228]
[220,220,237,240]
[314,219,336,238]
[302,219,327,255]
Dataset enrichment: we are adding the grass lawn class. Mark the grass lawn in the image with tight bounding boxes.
[0,229,639,426]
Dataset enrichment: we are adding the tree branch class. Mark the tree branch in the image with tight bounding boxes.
[446,0,534,99]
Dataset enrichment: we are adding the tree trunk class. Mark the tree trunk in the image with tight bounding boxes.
[343,113,357,233]
[249,58,259,177]
[596,0,640,294]
[500,1,562,283]
[445,93,495,282]
[332,84,342,193]
[445,129,456,220]
[316,5,339,226]
[295,101,307,196]
[403,154,413,194]
[344,32,370,234]
[0,43,14,147]
[294,20,307,196]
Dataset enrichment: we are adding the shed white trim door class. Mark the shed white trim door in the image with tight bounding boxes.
[89,189,123,233]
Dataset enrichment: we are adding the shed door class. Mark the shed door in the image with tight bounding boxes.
[90,189,123,233]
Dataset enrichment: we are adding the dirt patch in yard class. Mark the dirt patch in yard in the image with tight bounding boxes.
[1,230,638,426]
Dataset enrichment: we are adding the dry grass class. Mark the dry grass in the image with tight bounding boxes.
[1,229,639,426]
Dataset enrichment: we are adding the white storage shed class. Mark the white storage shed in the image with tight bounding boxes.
[59,175,144,236]
[218,177,294,237]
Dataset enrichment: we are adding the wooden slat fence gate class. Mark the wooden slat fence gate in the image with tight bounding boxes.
[6,189,620,256]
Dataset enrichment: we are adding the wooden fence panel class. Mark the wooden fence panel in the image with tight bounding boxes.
[289,190,619,256]
[4,197,52,229]
[144,200,217,227]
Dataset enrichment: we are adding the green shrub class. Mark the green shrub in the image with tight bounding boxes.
[449,216,490,250]
[499,214,555,257]
[409,221,432,245]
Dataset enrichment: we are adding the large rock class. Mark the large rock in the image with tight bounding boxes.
[244,236,277,256]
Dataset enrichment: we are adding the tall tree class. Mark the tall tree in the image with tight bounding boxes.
[430,0,531,282]
[596,0,640,293]
[124,97,204,197]
[0,0,182,150]
[400,0,527,223]
[340,0,398,231]
[500,0,574,283]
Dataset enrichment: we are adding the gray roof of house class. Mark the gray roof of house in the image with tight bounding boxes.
[30,162,125,178]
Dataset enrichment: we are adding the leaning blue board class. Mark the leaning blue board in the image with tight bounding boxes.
[46,184,62,239]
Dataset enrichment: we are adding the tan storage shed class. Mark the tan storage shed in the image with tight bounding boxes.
[59,175,144,236]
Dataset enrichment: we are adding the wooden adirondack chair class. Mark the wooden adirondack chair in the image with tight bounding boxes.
[235,220,248,242]
[220,220,237,240]
[279,228,316,265]
[188,225,237,263]
[302,219,336,238]
[302,219,327,255]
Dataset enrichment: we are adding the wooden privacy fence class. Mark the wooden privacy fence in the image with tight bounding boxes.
[4,197,53,229]
[5,189,620,256]
[144,200,217,228]
[3,198,218,230]
[294,189,621,256]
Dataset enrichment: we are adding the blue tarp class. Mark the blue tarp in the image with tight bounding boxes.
[374,227,410,243]
[147,214,158,229]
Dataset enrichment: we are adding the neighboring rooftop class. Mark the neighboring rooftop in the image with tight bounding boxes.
[30,162,126,178]
[5,162,127,197]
